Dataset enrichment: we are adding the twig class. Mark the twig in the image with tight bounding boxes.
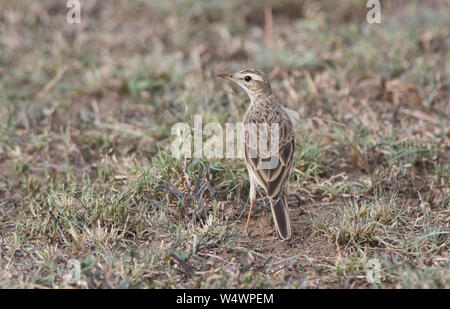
[264,5,273,48]
[170,254,195,278]
[36,65,66,99]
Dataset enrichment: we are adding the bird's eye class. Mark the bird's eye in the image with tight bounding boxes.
[244,76,252,82]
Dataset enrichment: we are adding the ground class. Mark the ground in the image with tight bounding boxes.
[0,0,449,288]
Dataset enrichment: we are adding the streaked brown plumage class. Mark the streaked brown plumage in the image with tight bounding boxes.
[217,68,295,240]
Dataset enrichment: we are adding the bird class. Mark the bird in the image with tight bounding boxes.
[217,68,295,240]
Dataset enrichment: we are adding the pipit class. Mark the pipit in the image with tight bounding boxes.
[218,69,295,240]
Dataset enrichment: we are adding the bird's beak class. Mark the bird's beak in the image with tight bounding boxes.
[217,73,236,82]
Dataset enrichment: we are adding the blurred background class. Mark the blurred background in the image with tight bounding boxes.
[0,0,448,288]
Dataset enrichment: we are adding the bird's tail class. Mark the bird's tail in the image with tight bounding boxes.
[269,194,291,240]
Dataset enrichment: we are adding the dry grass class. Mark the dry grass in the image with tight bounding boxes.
[0,0,449,288]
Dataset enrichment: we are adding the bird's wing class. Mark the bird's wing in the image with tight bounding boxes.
[281,107,300,126]
[244,117,294,199]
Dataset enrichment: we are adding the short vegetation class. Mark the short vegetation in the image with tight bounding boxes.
[0,0,448,288]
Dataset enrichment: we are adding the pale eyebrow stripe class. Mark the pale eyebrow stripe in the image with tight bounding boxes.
[249,74,263,81]
[239,71,264,81]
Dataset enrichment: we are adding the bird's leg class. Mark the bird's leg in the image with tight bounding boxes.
[245,199,255,235]
[245,177,256,235]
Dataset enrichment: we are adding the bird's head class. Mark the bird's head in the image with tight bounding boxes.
[217,68,272,100]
